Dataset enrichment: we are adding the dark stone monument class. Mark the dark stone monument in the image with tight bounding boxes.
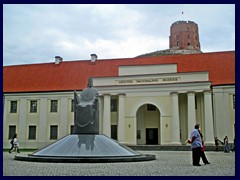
[14,78,156,163]
[74,78,99,134]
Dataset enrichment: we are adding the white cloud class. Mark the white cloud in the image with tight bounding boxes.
[3,4,235,66]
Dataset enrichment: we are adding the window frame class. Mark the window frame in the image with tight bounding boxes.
[10,101,17,113]
[30,100,38,113]
[28,125,37,140]
[50,125,58,140]
[50,100,58,112]
[111,99,118,112]
[8,126,16,139]
[233,95,235,109]
[71,99,74,112]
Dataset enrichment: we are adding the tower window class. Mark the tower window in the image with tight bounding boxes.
[187,43,190,46]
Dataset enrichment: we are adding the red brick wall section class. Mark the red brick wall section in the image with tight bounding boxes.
[169,21,201,51]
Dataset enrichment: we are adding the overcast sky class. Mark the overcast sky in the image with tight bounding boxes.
[3,4,235,66]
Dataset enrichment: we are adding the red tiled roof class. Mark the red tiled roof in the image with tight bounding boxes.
[3,51,235,93]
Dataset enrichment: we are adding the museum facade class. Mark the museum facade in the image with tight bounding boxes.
[3,51,235,149]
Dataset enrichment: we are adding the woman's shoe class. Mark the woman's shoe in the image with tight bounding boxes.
[205,162,210,165]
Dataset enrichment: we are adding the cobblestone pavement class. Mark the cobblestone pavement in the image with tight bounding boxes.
[3,151,235,176]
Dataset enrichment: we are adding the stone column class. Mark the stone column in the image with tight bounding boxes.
[170,92,181,145]
[203,90,214,144]
[187,91,196,137]
[117,94,125,143]
[19,98,27,148]
[59,97,68,138]
[39,98,47,148]
[103,94,111,137]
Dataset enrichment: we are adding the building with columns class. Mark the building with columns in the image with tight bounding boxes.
[3,20,235,149]
[3,51,235,149]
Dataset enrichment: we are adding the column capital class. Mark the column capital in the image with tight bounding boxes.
[117,93,126,96]
[203,90,212,94]
[102,93,111,97]
[170,91,178,95]
[187,91,195,95]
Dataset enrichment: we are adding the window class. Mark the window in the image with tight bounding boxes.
[71,100,74,112]
[195,96,197,109]
[147,104,156,111]
[8,126,16,139]
[10,101,17,113]
[137,130,141,139]
[111,125,117,140]
[70,125,74,134]
[50,100,58,112]
[30,100,38,113]
[28,126,36,140]
[233,95,235,109]
[111,99,118,112]
[50,125,58,139]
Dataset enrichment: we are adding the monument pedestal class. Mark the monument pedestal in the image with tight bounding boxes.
[15,134,155,162]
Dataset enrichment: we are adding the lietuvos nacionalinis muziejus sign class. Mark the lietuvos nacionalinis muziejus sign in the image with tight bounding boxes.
[116,77,180,85]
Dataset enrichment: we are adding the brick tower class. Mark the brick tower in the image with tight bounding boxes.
[169,21,201,51]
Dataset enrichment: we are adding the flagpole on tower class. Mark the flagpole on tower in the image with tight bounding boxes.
[182,11,184,21]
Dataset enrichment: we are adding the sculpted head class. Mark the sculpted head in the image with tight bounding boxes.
[88,78,93,88]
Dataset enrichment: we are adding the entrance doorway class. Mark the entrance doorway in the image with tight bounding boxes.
[146,128,158,144]
[136,104,160,145]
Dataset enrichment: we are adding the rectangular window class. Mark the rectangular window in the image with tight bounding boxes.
[50,125,58,139]
[137,130,141,139]
[195,95,197,109]
[147,104,156,111]
[233,95,235,109]
[70,125,74,134]
[30,100,38,113]
[50,100,58,112]
[111,99,118,112]
[111,125,117,140]
[28,126,36,140]
[71,99,74,112]
[8,126,16,139]
[10,101,17,113]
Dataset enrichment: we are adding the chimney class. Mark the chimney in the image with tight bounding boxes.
[90,54,98,63]
[55,56,63,64]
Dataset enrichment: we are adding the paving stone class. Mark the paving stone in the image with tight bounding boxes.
[3,151,235,176]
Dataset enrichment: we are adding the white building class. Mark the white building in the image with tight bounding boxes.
[3,51,235,149]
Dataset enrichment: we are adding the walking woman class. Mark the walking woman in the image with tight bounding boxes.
[9,133,20,153]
